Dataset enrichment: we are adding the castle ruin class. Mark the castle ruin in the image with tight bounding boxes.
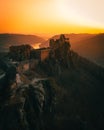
[9,34,71,62]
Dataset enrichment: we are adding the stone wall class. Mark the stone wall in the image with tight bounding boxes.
[30,49,50,61]
[9,44,32,61]
[41,49,50,61]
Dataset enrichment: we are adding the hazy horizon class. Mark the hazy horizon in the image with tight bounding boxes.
[0,0,104,34]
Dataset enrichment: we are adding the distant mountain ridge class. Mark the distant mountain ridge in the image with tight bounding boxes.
[0,33,45,52]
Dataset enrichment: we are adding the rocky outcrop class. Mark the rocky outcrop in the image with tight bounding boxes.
[0,79,56,130]
[0,59,55,130]
[0,58,16,91]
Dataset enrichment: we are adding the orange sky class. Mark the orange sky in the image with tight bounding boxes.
[0,0,104,34]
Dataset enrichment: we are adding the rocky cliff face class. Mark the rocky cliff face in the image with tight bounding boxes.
[0,76,55,130]
[0,57,56,130]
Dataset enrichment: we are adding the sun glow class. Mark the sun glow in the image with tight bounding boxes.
[32,43,41,49]
[0,0,104,34]
[56,0,104,28]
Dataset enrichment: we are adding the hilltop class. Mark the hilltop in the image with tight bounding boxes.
[0,34,104,130]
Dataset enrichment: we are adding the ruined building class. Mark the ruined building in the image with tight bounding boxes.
[9,34,71,63]
[9,44,32,61]
[30,48,50,61]
[49,34,71,68]
[50,34,70,50]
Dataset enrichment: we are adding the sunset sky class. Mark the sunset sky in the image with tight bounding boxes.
[0,0,104,34]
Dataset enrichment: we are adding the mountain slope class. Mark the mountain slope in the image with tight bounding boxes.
[39,49,104,130]
[73,34,104,66]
